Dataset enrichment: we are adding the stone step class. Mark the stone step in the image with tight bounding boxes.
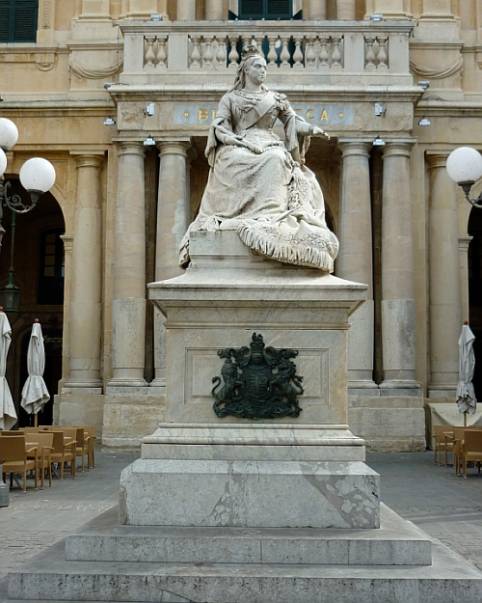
[65,505,432,566]
[7,540,482,603]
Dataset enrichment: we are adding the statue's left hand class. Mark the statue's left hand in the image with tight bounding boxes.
[312,126,330,140]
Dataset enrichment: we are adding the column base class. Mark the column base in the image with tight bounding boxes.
[379,380,422,397]
[61,385,102,395]
[106,379,147,392]
[428,385,457,400]
[348,380,378,392]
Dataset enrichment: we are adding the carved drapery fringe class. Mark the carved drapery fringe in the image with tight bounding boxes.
[237,221,335,272]
[69,58,123,79]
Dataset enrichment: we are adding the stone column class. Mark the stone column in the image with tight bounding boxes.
[336,0,356,19]
[337,142,376,390]
[420,0,453,18]
[364,0,409,18]
[79,0,110,18]
[151,141,191,387]
[177,0,196,20]
[109,142,147,387]
[380,143,418,393]
[304,0,326,19]
[59,235,73,389]
[63,154,103,390]
[458,236,473,324]
[205,0,224,19]
[427,153,461,397]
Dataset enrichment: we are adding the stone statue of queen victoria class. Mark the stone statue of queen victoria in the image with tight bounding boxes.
[180,46,339,272]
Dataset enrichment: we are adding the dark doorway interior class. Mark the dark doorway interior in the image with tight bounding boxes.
[468,208,482,401]
[0,183,65,426]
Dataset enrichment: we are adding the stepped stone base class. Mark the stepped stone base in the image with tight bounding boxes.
[6,504,482,603]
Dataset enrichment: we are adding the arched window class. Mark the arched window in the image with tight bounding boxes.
[236,0,293,20]
[38,229,64,305]
[0,0,39,43]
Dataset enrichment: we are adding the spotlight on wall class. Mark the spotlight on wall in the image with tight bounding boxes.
[144,103,155,117]
[418,80,430,91]
[372,135,385,147]
[103,116,116,126]
[143,134,156,146]
[103,82,114,90]
[374,102,386,117]
[418,117,431,127]
[369,13,384,22]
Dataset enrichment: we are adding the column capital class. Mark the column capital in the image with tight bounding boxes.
[117,140,145,157]
[338,141,371,158]
[426,151,450,169]
[70,152,104,169]
[157,140,191,157]
[60,234,73,253]
[383,142,412,159]
[458,235,473,251]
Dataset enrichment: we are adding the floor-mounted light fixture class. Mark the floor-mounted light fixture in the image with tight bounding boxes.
[446,146,482,209]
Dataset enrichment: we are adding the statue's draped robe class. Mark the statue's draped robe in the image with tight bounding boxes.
[180,89,339,271]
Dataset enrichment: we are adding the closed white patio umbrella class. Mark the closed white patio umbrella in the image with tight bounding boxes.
[456,322,477,427]
[20,320,49,425]
[0,309,16,430]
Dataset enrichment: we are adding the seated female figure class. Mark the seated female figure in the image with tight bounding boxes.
[180,47,339,272]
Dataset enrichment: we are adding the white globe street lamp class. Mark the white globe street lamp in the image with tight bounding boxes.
[446,146,482,209]
[0,117,56,311]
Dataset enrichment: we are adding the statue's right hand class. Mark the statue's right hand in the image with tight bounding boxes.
[245,142,264,154]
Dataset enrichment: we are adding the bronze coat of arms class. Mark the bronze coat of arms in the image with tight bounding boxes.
[212,333,304,419]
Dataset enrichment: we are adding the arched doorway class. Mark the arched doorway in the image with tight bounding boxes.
[468,208,482,401]
[0,181,65,426]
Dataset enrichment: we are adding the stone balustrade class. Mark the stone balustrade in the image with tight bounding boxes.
[121,21,412,82]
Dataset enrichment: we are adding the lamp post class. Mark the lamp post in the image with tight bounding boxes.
[0,117,56,311]
[446,146,482,208]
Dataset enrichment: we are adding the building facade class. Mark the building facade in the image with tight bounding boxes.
[0,0,481,450]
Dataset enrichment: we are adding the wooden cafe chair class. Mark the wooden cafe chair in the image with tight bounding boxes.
[25,431,54,488]
[459,429,482,478]
[49,430,76,479]
[0,435,38,492]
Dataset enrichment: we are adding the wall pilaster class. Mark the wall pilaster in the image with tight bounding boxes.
[427,152,461,398]
[63,154,104,391]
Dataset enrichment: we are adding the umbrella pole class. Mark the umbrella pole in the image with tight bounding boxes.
[34,413,38,427]
[464,411,467,428]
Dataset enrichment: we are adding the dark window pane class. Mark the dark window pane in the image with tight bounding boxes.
[0,0,38,43]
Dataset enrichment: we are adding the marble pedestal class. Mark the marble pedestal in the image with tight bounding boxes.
[119,230,378,529]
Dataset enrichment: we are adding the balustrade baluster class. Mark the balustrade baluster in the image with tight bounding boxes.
[279,36,291,69]
[331,36,343,70]
[292,36,304,69]
[364,36,376,71]
[157,37,167,69]
[227,35,239,69]
[267,35,278,68]
[377,36,388,70]
[319,36,329,68]
[215,36,227,69]
[144,36,157,68]
[190,35,202,70]
[203,36,214,70]
[305,36,316,70]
